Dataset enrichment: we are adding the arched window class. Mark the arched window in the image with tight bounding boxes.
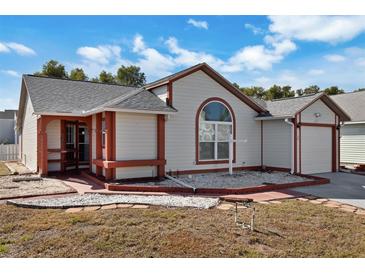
[198,100,234,161]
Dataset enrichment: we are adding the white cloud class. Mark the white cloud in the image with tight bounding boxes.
[308,69,325,76]
[77,45,121,65]
[0,42,10,53]
[0,42,36,56]
[1,70,20,77]
[268,16,365,44]
[5,42,36,56]
[187,18,208,30]
[165,37,224,68]
[244,23,264,35]
[324,54,346,62]
[132,34,176,79]
[223,36,296,72]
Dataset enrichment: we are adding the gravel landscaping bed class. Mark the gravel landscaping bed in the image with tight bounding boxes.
[116,171,308,189]
[8,193,220,209]
[176,171,307,188]
[0,175,76,199]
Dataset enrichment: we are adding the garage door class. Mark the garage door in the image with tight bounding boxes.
[301,126,332,174]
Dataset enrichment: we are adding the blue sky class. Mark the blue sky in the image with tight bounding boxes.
[1,15,365,110]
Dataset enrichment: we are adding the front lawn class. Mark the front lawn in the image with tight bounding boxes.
[0,162,10,176]
[0,200,364,257]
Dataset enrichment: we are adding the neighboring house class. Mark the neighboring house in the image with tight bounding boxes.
[332,90,365,165]
[0,109,17,144]
[16,63,350,180]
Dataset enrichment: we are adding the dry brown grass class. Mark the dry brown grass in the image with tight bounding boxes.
[0,200,364,258]
[0,162,10,176]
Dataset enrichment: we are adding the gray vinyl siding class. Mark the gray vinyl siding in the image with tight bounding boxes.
[262,120,291,169]
[165,70,261,172]
[340,124,365,164]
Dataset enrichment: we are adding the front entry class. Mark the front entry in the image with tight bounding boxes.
[63,121,89,171]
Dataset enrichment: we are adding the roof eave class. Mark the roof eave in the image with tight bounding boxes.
[255,115,293,121]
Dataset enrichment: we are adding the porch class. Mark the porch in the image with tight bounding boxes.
[37,115,93,176]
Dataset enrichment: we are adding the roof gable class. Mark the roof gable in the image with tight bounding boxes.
[145,63,267,113]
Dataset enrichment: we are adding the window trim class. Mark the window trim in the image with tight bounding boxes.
[195,97,236,165]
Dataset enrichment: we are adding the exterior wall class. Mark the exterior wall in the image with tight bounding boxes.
[115,112,157,179]
[47,120,61,171]
[165,70,261,172]
[263,120,291,169]
[92,114,96,173]
[21,95,38,171]
[301,99,335,124]
[0,119,15,144]
[340,123,365,164]
[151,85,168,103]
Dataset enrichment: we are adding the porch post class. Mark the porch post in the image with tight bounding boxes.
[157,114,166,178]
[95,113,103,176]
[104,111,115,180]
[38,116,48,176]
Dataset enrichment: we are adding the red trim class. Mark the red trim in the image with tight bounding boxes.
[195,97,236,165]
[293,115,298,174]
[95,113,103,176]
[261,120,263,167]
[298,122,336,128]
[93,159,166,169]
[167,82,173,106]
[146,63,265,113]
[264,166,291,172]
[112,112,116,179]
[299,113,302,174]
[60,120,66,172]
[332,125,337,172]
[104,111,114,180]
[157,114,166,178]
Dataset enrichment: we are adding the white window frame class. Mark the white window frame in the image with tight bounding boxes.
[199,101,233,161]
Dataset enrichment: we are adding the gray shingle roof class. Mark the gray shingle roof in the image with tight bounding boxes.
[263,93,323,117]
[107,90,177,112]
[331,90,365,122]
[23,75,175,114]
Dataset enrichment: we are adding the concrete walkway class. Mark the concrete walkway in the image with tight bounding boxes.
[294,172,365,209]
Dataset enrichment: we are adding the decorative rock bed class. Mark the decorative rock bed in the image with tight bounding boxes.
[7,193,220,209]
[115,171,308,189]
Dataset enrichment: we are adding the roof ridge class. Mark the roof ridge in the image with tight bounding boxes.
[268,92,322,102]
[332,89,365,96]
[23,74,137,88]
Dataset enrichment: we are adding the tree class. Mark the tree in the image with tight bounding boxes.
[116,65,146,87]
[322,86,344,95]
[303,85,320,95]
[240,86,266,99]
[70,68,88,81]
[35,60,68,78]
[282,85,295,98]
[265,85,284,100]
[99,71,116,84]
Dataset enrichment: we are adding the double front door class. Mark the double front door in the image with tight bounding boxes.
[64,121,89,170]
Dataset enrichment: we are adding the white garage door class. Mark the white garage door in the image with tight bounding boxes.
[301,126,332,174]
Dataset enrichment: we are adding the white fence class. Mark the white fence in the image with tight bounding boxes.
[0,144,18,161]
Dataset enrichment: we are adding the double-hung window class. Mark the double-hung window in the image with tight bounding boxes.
[199,101,233,161]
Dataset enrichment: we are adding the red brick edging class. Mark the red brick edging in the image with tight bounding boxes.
[80,171,329,195]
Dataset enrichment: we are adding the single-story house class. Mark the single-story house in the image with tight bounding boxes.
[332,90,365,165]
[0,109,17,144]
[16,63,350,180]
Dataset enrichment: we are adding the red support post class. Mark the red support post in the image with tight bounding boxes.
[157,114,166,178]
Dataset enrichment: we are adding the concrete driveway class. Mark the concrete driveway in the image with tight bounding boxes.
[294,172,365,209]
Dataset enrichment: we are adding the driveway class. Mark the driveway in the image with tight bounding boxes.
[294,172,365,209]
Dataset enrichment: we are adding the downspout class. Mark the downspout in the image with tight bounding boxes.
[284,118,295,174]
